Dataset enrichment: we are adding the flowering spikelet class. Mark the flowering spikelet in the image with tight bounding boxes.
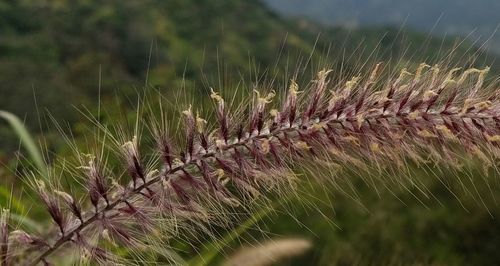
[121,136,146,187]
[35,180,65,235]
[250,90,276,134]
[8,63,500,265]
[278,79,300,127]
[54,190,83,223]
[9,230,49,248]
[211,87,230,143]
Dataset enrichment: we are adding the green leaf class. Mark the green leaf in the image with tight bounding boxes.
[0,185,25,214]
[0,110,47,177]
[0,186,42,232]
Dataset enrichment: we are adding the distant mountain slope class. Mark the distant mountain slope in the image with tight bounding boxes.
[264,0,500,53]
[0,0,340,152]
[0,1,313,125]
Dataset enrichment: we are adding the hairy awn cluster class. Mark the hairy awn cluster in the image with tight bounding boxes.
[1,62,498,265]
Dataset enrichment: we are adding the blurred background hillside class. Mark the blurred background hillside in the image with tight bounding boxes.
[1,0,497,153]
[0,0,499,265]
[264,0,500,54]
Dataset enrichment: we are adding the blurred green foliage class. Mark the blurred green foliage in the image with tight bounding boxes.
[258,168,500,265]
